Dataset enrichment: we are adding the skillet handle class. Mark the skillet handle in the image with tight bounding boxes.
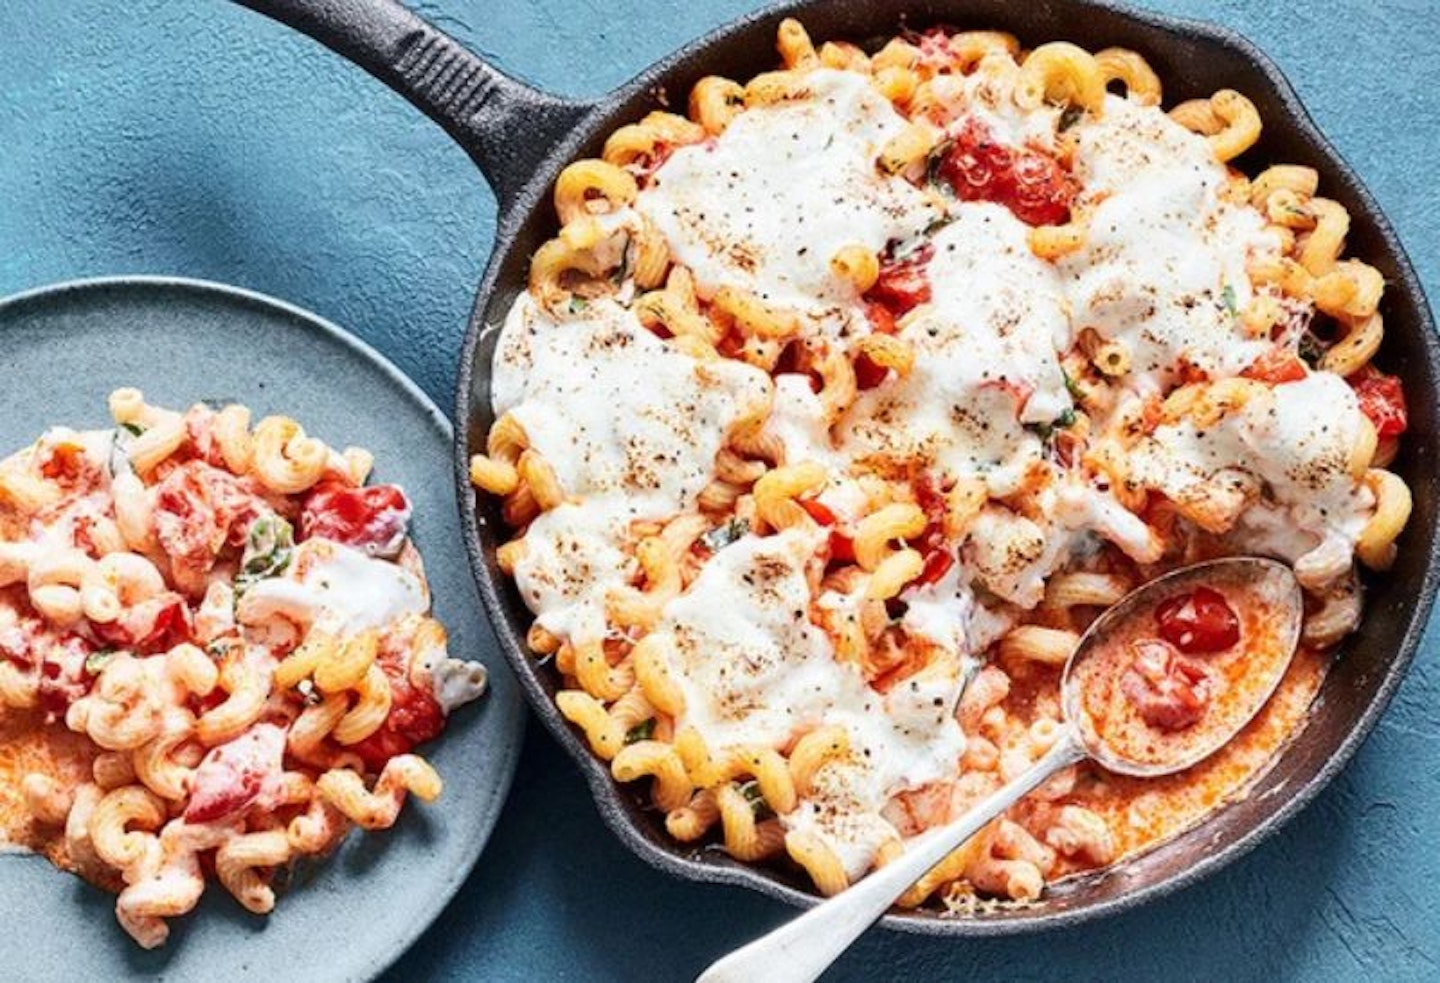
[230,0,592,208]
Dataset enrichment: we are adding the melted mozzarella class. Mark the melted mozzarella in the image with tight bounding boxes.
[661,528,966,876]
[1130,373,1373,561]
[662,528,841,747]
[925,62,1060,149]
[962,505,1074,609]
[638,69,941,337]
[1061,96,1280,386]
[493,294,771,519]
[238,539,427,634]
[495,296,776,643]
[511,501,635,644]
[838,204,1069,494]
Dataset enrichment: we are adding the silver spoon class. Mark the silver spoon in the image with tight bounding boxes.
[697,557,1303,983]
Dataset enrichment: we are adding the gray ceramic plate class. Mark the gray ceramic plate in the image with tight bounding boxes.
[0,276,525,982]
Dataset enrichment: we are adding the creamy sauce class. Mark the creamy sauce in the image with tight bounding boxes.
[238,538,428,635]
[639,69,941,337]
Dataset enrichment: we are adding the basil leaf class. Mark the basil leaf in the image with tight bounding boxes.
[235,514,295,595]
[738,779,775,821]
[702,517,750,553]
[121,422,145,436]
[1062,368,1086,403]
[1220,283,1239,318]
[624,718,656,744]
[84,650,116,675]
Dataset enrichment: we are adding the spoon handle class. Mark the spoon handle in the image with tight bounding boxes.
[696,733,1087,983]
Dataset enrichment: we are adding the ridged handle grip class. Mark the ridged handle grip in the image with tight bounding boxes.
[231,0,593,208]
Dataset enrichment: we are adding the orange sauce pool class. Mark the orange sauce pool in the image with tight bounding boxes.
[1071,585,1296,769]
[1004,644,1327,872]
[0,711,96,872]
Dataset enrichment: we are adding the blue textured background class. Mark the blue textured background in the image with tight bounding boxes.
[2,2,1438,980]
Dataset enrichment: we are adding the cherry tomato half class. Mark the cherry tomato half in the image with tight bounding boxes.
[936,118,1077,227]
[1154,586,1240,654]
[301,482,412,557]
[1242,347,1308,384]
[866,245,933,316]
[1348,366,1408,438]
[1121,639,1212,731]
[799,499,855,563]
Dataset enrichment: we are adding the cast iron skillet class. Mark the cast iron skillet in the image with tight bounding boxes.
[232,0,1440,934]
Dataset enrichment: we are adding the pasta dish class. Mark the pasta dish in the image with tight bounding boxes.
[0,390,486,946]
[469,20,1411,910]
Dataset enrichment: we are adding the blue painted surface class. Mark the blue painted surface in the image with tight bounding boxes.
[1,1,1438,980]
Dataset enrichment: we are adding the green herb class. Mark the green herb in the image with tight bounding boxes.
[1297,331,1326,367]
[120,421,145,436]
[568,296,589,314]
[1058,105,1085,132]
[1026,409,1078,443]
[1220,283,1239,318]
[1062,368,1087,403]
[234,514,295,595]
[925,137,956,192]
[702,516,750,553]
[738,779,775,821]
[206,639,230,660]
[84,650,116,675]
[624,718,657,744]
[612,239,633,286]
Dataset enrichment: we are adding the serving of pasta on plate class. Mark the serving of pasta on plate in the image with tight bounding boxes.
[0,389,486,947]
[468,19,1411,911]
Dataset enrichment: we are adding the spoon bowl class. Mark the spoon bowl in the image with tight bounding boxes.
[1063,557,1304,777]
[698,557,1306,983]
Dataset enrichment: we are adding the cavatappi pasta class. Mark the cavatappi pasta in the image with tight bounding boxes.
[0,391,486,947]
[470,21,1411,910]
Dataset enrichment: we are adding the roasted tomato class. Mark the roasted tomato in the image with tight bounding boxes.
[913,549,955,587]
[1348,366,1408,437]
[185,723,286,824]
[863,301,898,335]
[866,245,933,316]
[350,643,446,771]
[1121,639,1212,731]
[1155,586,1240,654]
[853,353,890,390]
[1242,347,1308,384]
[800,498,857,563]
[301,483,411,558]
[92,593,192,654]
[936,118,1078,227]
[153,461,267,586]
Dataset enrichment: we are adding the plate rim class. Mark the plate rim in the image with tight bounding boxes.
[0,273,526,980]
